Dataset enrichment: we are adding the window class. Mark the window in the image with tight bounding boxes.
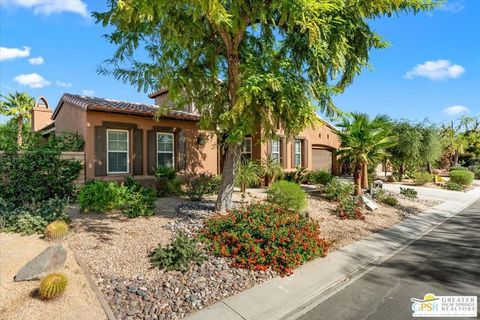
[241,137,252,163]
[271,139,280,163]
[157,132,175,168]
[107,129,129,173]
[294,139,302,167]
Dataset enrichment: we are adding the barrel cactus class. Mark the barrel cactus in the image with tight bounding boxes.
[44,220,69,240]
[39,273,68,300]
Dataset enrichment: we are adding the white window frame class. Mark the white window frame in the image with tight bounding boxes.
[157,132,175,169]
[271,139,280,163]
[242,137,252,162]
[294,139,302,167]
[107,129,129,174]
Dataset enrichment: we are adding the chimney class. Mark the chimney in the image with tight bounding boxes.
[31,96,53,132]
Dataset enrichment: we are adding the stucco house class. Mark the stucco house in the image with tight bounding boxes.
[31,92,340,183]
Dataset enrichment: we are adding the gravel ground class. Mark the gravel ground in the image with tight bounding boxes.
[0,233,106,320]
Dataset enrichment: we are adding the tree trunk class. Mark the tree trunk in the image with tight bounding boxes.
[384,160,387,178]
[215,143,242,212]
[361,162,368,189]
[453,151,459,167]
[17,116,23,146]
[398,163,405,182]
[427,162,432,174]
[353,162,362,196]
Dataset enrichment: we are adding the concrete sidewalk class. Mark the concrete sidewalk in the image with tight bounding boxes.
[186,186,480,320]
[382,183,476,202]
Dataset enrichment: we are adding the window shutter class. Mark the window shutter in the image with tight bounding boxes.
[291,140,296,168]
[94,126,107,176]
[302,139,308,168]
[176,129,187,171]
[147,130,157,175]
[280,137,286,168]
[133,128,143,175]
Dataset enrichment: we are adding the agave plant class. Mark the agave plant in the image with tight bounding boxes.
[235,160,262,193]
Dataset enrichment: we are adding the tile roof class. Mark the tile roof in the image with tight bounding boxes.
[148,88,168,98]
[52,93,199,121]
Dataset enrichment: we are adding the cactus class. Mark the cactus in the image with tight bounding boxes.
[44,220,69,240]
[39,273,68,300]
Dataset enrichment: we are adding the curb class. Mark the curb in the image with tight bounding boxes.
[68,242,116,320]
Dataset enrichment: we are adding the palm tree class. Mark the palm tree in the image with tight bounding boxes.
[336,113,396,195]
[235,160,262,194]
[262,154,284,186]
[0,92,35,146]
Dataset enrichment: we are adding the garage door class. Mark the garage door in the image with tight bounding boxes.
[312,148,332,172]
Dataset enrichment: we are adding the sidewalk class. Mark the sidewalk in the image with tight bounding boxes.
[185,186,480,320]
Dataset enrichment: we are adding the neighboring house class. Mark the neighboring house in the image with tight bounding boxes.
[32,92,340,183]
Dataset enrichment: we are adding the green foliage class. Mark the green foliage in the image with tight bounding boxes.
[400,187,418,199]
[444,181,465,191]
[122,187,157,218]
[201,202,328,275]
[44,220,69,240]
[79,181,123,213]
[0,151,82,207]
[323,178,354,202]
[150,233,204,272]
[155,167,182,196]
[303,169,333,186]
[372,189,398,207]
[0,91,35,146]
[449,166,468,171]
[284,166,307,184]
[382,195,399,207]
[413,172,433,185]
[46,131,85,152]
[184,173,221,201]
[262,155,284,184]
[336,196,364,220]
[449,170,474,186]
[267,180,307,212]
[39,273,68,300]
[235,161,262,192]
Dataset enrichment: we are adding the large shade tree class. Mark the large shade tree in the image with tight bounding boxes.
[0,92,35,146]
[95,0,437,211]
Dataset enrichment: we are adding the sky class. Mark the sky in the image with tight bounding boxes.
[0,0,479,125]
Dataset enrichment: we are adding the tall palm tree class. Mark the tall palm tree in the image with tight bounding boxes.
[0,92,35,146]
[336,113,396,195]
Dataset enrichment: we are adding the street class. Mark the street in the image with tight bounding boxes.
[298,199,480,320]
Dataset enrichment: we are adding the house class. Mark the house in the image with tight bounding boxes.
[31,92,341,183]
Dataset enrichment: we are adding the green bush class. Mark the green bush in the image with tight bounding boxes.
[382,195,398,207]
[78,181,124,213]
[336,196,364,220]
[267,180,307,212]
[400,187,418,199]
[155,167,182,196]
[444,181,465,191]
[413,172,432,186]
[122,187,157,218]
[46,131,85,152]
[303,169,333,186]
[284,167,307,184]
[235,161,262,192]
[201,202,329,275]
[150,233,204,272]
[449,166,468,172]
[372,188,398,206]
[323,178,354,202]
[449,170,474,186]
[475,169,480,180]
[185,173,220,201]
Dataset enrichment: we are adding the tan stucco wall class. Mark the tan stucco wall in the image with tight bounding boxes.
[31,107,53,132]
[54,102,87,138]
[84,111,218,180]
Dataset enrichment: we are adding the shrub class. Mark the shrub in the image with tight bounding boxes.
[372,189,398,206]
[185,173,220,201]
[122,187,156,218]
[155,167,182,196]
[284,166,307,184]
[39,273,68,300]
[386,175,396,182]
[150,233,204,272]
[449,170,474,186]
[475,169,480,180]
[336,196,364,220]
[323,178,354,202]
[449,166,468,172]
[201,203,328,275]
[47,131,85,152]
[78,181,124,213]
[44,221,69,240]
[303,169,333,186]
[444,181,465,191]
[267,180,307,212]
[382,195,398,207]
[400,187,418,199]
[262,155,284,185]
[235,161,262,192]
[123,175,142,191]
[413,172,432,186]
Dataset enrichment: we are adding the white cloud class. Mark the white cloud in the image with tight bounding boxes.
[443,105,469,116]
[14,73,50,88]
[82,89,95,96]
[0,46,30,61]
[404,59,465,81]
[439,1,465,13]
[28,56,44,65]
[1,0,88,17]
[56,80,72,87]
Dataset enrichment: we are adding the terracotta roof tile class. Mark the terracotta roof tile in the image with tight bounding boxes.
[52,93,199,121]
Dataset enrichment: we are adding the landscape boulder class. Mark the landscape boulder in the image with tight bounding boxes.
[362,195,378,211]
[14,245,67,282]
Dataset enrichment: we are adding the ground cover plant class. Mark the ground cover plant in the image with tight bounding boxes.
[336,196,365,220]
[184,173,221,201]
[201,202,329,275]
[372,188,399,207]
[444,181,465,191]
[155,167,182,196]
[150,233,204,272]
[323,178,354,202]
[400,187,418,199]
[303,169,333,186]
[267,180,307,212]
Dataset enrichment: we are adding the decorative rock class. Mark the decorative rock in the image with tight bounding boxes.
[14,245,67,281]
[362,195,378,211]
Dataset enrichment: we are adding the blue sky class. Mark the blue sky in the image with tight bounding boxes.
[1,0,479,125]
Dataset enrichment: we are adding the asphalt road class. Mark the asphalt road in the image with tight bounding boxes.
[298,199,480,320]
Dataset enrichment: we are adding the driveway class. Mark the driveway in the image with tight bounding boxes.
[298,199,480,320]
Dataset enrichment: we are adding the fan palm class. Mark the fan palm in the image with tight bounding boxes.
[235,160,262,194]
[262,154,284,186]
[0,92,35,146]
[336,113,396,195]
